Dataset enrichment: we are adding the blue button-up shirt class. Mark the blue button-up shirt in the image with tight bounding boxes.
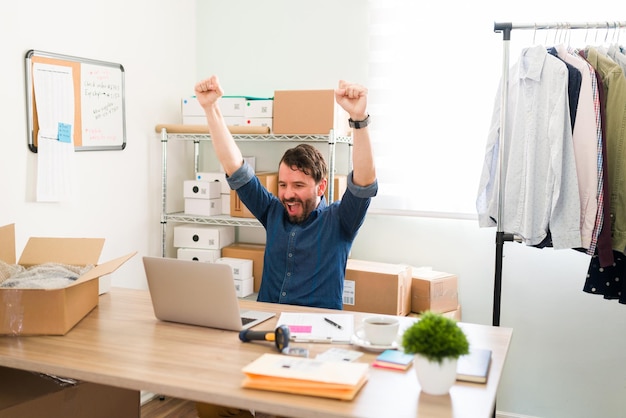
[227,162,377,310]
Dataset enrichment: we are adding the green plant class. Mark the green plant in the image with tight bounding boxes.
[401,311,469,364]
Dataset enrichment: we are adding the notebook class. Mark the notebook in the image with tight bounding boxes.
[142,256,274,331]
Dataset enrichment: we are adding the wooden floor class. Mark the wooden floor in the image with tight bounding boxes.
[141,396,198,418]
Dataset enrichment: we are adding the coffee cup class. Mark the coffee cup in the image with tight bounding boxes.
[362,316,400,345]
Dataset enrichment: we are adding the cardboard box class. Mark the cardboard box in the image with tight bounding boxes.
[273,89,349,135]
[324,174,347,202]
[215,257,253,281]
[0,224,135,336]
[230,172,278,218]
[408,305,462,321]
[177,247,221,263]
[221,243,265,292]
[173,224,235,250]
[234,276,254,298]
[411,269,459,314]
[0,366,139,418]
[184,198,222,216]
[183,180,221,200]
[343,259,412,316]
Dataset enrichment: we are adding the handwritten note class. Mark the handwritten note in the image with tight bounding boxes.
[80,63,124,147]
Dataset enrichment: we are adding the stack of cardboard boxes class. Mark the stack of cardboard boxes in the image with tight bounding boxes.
[341,259,460,320]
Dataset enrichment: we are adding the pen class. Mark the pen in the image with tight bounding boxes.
[324,317,343,330]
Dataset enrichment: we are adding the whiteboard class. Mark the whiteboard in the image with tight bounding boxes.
[25,50,126,152]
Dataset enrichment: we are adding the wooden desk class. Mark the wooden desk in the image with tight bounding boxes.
[0,288,512,418]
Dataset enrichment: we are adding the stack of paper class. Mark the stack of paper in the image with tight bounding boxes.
[372,349,414,371]
[241,353,369,400]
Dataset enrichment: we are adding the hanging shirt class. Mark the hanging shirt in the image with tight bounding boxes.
[477,45,581,249]
[555,45,600,252]
[585,47,626,253]
[227,161,377,310]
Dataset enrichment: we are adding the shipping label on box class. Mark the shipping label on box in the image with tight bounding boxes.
[411,269,459,314]
[343,259,412,316]
[173,224,235,250]
[177,247,221,263]
[183,180,221,199]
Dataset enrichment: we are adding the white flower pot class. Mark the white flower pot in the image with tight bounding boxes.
[414,355,457,395]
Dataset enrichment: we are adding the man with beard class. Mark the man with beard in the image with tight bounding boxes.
[194,75,377,311]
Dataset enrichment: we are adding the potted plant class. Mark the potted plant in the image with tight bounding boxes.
[401,311,469,395]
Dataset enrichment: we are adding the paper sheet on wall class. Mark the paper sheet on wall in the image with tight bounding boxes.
[33,62,75,202]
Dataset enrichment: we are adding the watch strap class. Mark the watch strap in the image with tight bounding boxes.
[348,114,370,129]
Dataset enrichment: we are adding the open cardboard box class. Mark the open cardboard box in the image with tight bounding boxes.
[0,224,136,336]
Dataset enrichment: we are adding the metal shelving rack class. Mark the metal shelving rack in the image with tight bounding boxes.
[158,127,353,257]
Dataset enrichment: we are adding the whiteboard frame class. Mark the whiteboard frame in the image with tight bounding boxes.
[25,49,127,152]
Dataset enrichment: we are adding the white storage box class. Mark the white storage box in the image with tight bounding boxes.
[196,172,230,195]
[183,180,221,199]
[177,248,221,263]
[221,194,230,214]
[173,224,235,249]
[184,198,222,216]
[215,257,253,280]
[244,117,273,131]
[181,97,203,116]
[234,277,254,298]
[245,99,273,118]
[225,116,245,126]
[219,97,246,116]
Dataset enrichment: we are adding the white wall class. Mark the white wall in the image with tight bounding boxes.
[2,1,625,417]
[0,0,196,289]
[197,2,626,418]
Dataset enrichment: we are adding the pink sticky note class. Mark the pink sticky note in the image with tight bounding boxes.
[289,325,312,333]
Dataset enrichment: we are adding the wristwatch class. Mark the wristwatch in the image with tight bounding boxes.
[348,114,370,129]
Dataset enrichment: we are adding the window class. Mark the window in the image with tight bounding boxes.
[366,1,497,219]
[365,1,622,218]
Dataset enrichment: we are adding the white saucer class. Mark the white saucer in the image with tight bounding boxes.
[350,328,399,352]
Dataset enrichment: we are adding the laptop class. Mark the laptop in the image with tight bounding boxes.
[142,256,275,331]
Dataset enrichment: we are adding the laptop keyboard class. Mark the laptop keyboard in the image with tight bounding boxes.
[241,317,255,326]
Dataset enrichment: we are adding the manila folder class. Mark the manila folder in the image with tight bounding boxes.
[242,353,369,400]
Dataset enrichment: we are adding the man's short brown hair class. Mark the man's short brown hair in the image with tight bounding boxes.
[279,144,328,183]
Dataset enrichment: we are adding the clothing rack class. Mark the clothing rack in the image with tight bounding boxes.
[491,20,626,327]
